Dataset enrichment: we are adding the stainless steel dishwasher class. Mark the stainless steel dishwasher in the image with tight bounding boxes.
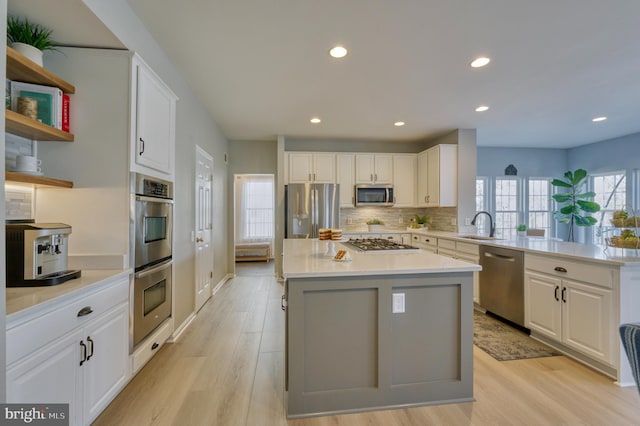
[479,245,525,327]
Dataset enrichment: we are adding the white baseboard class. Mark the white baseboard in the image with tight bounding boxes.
[169,312,196,343]
[213,274,233,294]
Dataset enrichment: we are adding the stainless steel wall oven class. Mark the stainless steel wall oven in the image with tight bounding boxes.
[132,173,173,347]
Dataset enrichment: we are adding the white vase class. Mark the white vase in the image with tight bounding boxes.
[11,42,44,67]
[368,224,384,232]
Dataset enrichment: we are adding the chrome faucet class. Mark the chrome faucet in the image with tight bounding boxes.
[471,211,495,237]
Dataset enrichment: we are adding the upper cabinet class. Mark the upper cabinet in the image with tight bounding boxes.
[131,56,177,177]
[355,154,393,184]
[287,152,336,183]
[392,154,417,207]
[336,154,356,207]
[417,144,457,207]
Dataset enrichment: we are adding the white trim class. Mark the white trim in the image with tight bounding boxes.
[214,274,233,295]
[169,312,196,343]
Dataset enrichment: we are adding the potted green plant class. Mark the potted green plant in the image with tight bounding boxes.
[409,214,430,230]
[7,16,57,67]
[366,218,385,232]
[552,169,601,242]
[516,224,527,237]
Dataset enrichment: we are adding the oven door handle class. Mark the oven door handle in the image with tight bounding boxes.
[136,195,174,204]
[135,259,173,279]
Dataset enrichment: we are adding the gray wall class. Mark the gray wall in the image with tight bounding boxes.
[477,147,568,177]
[568,132,640,174]
[84,0,230,329]
[227,140,277,271]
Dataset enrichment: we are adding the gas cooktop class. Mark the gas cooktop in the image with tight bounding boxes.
[342,238,420,252]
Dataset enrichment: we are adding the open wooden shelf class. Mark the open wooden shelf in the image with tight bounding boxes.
[5,109,74,142]
[5,172,73,188]
[6,46,75,94]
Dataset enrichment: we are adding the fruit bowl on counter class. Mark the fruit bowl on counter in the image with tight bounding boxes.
[605,209,640,250]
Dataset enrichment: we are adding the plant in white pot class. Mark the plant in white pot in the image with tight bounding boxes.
[7,16,57,67]
[366,218,385,232]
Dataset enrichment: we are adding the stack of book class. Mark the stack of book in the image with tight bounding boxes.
[9,81,70,132]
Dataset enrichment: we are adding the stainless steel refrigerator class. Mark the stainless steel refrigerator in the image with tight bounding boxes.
[285,184,340,238]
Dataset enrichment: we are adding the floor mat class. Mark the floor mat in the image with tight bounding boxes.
[474,310,561,361]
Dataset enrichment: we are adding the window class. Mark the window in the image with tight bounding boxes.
[494,178,519,239]
[528,179,552,236]
[475,178,488,233]
[235,175,274,243]
[592,172,626,245]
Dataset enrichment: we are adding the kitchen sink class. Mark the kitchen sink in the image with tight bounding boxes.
[457,235,503,240]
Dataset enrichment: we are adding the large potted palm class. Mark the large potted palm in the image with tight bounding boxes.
[7,16,57,67]
[552,169,600,242]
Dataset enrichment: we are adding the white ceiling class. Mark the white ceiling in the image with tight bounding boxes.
[9,1,640,148]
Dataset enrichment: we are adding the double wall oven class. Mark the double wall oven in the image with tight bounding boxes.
[132,173,173,348]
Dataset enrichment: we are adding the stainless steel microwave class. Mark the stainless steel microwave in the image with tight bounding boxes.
[355,184,395,207]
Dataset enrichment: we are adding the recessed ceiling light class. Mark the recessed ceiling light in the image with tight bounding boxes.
[394,121,405,127]
[592,116,607,122]
[329,45,348,59]
[470,57,491,68]
[475,105,489,112]
[310,117,321,124]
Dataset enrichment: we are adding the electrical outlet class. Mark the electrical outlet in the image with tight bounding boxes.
[451,218,457,226]
[398,216,403,224]
[347,217,353,225]
[392,293,405,313]
[465,218,471,226]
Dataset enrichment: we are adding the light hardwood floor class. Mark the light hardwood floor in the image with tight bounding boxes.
[95,266,640,425]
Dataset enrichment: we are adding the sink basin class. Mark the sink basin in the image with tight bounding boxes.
[457,235,502,241]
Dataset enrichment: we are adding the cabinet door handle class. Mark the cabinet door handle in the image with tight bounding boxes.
[139,137,145,155]
[313,173,316,181]
[370,173,373,182]
[77,306,93,317]
[554,266,567,273]
[308,173,311,181]
[151,342,160,350]
[374,173,377,181]
[86,336,94,361]
[79,341,87,366]
[561,287,567,303]
[281,294,288,311]
[554,285,560,301]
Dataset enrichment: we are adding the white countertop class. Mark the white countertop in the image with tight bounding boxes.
[282,239,481,279]
[6,269,131,317]
[341,227,640,266]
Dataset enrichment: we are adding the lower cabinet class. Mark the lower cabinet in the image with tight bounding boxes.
[437,239,480,304]
[525,254,615,366]
[6,276,130,426]
[410,234,437,253]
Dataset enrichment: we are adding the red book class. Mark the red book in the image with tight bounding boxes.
[62,93,70,132]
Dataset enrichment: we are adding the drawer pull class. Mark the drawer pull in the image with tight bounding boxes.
[151,342,159,350]
[554,266,568,273]
[77,306,94,317]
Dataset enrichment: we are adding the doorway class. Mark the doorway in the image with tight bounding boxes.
[195,146,214,312]
[233,174,275,274]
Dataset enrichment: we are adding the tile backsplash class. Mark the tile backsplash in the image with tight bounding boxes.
[340,206,457,232]
[5,185,34,220]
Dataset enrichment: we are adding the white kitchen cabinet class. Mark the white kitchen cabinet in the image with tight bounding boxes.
[336,154,356,207]
[392,154,417,207]
[287,152,336,183]
[525,254,615,366]
[437,238,480,304]
[355,154,393,184]
[6,275,130,426]
[411,234,438,253]
[417,144,457,207]
[133,57,177,177]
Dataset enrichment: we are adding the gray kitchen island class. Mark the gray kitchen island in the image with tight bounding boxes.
[282,239,482,418]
